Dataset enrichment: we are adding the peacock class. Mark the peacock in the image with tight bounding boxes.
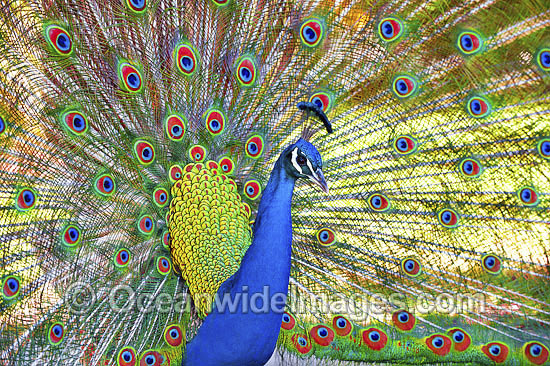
[0,0,549,364]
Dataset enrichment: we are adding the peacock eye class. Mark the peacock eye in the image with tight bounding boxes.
[297,155,307,166]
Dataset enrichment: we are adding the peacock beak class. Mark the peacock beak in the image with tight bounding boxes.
[308,168,329,193]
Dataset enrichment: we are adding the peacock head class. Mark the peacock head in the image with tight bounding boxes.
[283,138,328,193]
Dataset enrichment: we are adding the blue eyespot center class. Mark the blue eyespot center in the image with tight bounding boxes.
[24,192,33,203]
[369,331,380,341]
[433,337,444,348]
[312,97,323,109]
[382,22,393,37]
[127,73,139,88]
[8,278,17,290]
[399,313,408,322]
[298,337,307,346]
[397,80,407,92]
[142,148,151,158]
[531,344,542,356]
[453,331,464,342]
[405,260,414,270]
[56,34,70,51]
[122,351,132,361]
[486,257,495,268]
[337,319,346,328]
[490,345,501,356]
[461,35,473,51]
[240,67,252,82]
[303,27,316,42]
[318,328,328,337]
[181,56,193,70]
[541,51,550,67]
[283,314,290,322]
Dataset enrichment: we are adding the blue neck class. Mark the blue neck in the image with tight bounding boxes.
[234,157,295,294]
[185,154,297,366]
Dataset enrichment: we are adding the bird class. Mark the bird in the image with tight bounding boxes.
[0,0,549,365]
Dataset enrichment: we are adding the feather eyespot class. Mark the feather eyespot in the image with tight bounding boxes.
[126,0,146,13]
[426,334,452,356]
[117,347,137,366]
[332,315,352,336]
[536,49,550,71]
[164,114,186,141]
[300,19,324,47]
[482,342,509,363]
[212,0,229,7]
[16,188,37,211]
[236,57,257,87]
[368,193,390,212]
[157,256,171,275]
[138,215,154,235]
[481,254,502,275]
[95,173,116,196]
[153,187,169,207]
[2,276,20,300]
[437,208,459,228]
[537,139,550,159]
[245,135,264,159]
[459,158,482,178]
[189,145,207,162]
[393,135,418,155]
[139,350,161,366]
[392,310,415,331]
[218,157,235,175]
[118,63,143,93]
[518,187,539,206]
[281,312,296,330]
[310,325,334,346]
[401,258,422,277]
[362,328,388,351]
[164,325,183,347]
[378,17,404,42]
[175,43,198,75]
[45,25,72,55]
[205,109,225,136]
[243,180,261,200]
[309,92,333,113]
[0,116,5,135]
[62,225,82,247]
[134,141,155,165]
[316,228,336,247]
[114,248,131,268]
[62,111,88,135]
[169,164,183,182]
[48,322,65,346]
[162,230,170,249]
[523,341,549,365]
[292,334,312,354]
[447,328,471,352]
[392,75,417,98]
[467,96,491,118]
[457,31,483,55]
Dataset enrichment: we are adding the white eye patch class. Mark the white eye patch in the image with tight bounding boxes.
[291,147,303,174]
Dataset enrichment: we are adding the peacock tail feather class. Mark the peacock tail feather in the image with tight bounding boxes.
[0,0,549,364]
